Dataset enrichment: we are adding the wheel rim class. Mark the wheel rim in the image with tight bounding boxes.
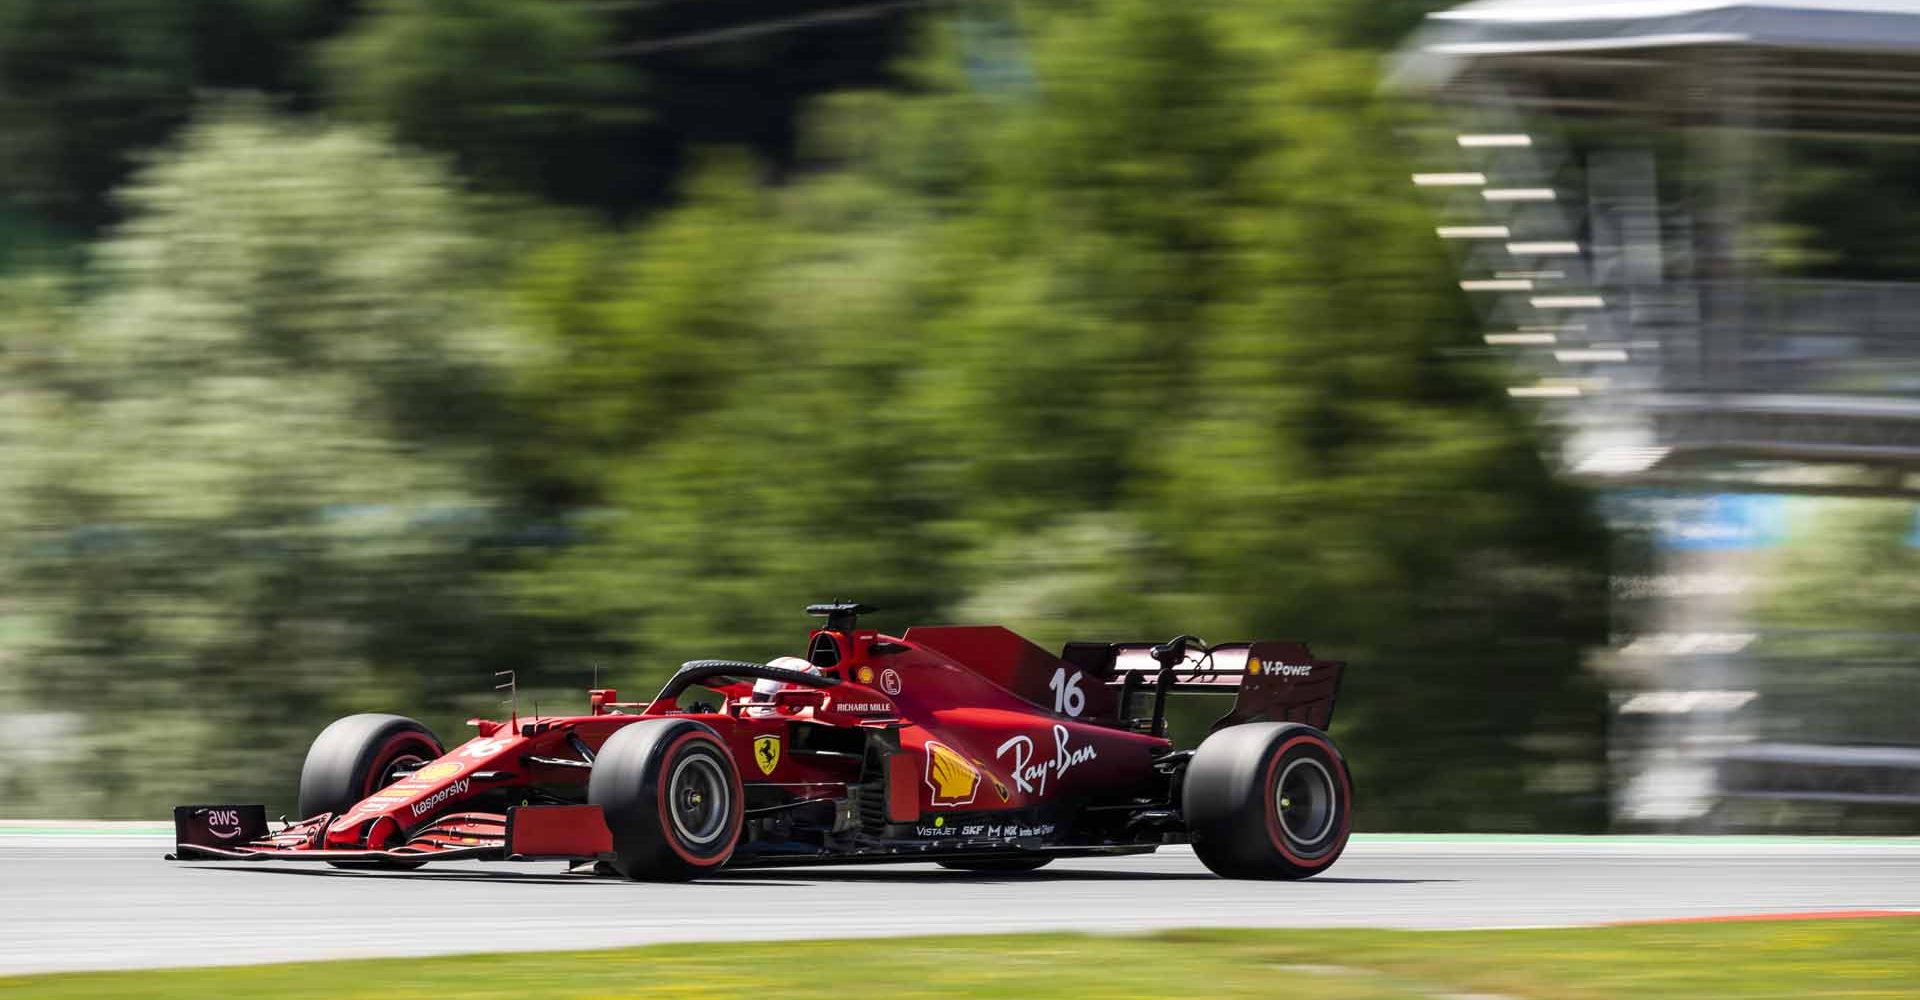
[1275,757,1337,848]
[360,734,438,798]
[377,751,429,788]
[667,751,730,849]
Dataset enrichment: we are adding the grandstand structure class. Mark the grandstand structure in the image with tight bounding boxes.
[1396,1,1920,827]
[1397,0,1920,497]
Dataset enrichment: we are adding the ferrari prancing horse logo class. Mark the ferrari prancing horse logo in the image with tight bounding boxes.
[753,735,781,776]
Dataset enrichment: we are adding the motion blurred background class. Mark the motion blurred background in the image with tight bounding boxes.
[0,0,1913,835]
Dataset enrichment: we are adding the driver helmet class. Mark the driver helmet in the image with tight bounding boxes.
[751,656,818,701]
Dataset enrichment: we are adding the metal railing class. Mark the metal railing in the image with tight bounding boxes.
[1694,279,1920,396]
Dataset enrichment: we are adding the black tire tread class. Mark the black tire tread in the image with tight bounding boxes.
[587,718,741,881]
[296,712,441,872]
[297,713,442,820]
[1182,721,1351,880]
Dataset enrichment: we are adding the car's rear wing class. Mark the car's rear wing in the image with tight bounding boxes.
[1063,640,1343,736]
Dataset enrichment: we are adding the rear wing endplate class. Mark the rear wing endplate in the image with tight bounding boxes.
[1089,641,1343,734]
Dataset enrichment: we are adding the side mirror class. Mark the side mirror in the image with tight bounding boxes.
[771,689,829,713]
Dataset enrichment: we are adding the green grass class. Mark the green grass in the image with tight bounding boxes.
[3,920,1917,999]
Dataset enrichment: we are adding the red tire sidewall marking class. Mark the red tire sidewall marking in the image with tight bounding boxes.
[1262,734,1352,868]
[359,731,439,798]
[653,731,743,867]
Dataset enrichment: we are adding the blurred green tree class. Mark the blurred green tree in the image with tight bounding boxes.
[3,2,1612,830]
[514,0,1613,829]
[599,0,917,184]
[1758,500,1920,647]
[325,0,647,212]
[507,154,962,661]
[7,104,546,816]
[1734,500,1920,767]
[502,159,780,499]
[0,0,924,233]
[325,0,924,216]
[1772,140,1920,281]
[0,0,195,231]
[0,0,339,232]
[1305,0,1456,49]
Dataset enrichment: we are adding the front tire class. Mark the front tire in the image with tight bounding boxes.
[588,719,743,881]
[297,713,443,871]
[298,713,443,818]
[1183,722,1352,879]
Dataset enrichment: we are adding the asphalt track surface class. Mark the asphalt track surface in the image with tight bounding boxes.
[3,827,1918,975]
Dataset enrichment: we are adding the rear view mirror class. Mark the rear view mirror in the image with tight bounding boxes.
[771,689,829,713]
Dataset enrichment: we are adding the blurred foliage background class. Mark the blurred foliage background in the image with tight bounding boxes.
[0,0,1626,830]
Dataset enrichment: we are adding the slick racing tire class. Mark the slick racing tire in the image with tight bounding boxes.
[589,719,743,881]
[1183,722,1352,880]
[298,713,444,870]
[937,857,1053,873]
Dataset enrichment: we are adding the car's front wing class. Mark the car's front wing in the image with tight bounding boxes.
[167,804,611,863]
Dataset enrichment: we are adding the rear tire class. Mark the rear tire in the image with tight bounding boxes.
[938,857,1052,873]
[1183,722,1352,880]
[297,713,443,871]
[588,719,743,881]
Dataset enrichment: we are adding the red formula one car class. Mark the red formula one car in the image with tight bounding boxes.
[171,604,1353,880]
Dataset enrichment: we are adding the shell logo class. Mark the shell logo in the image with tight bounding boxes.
[411,761,463,782]
[923,740,980,807]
